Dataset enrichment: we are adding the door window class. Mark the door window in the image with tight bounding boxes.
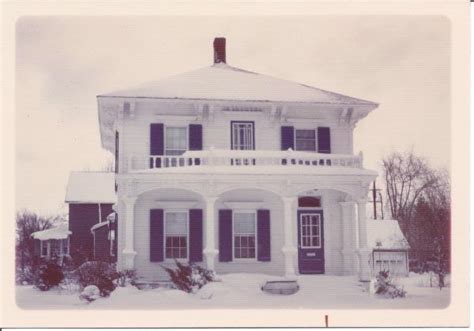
[300,214,321,248]
[231,122,254,150]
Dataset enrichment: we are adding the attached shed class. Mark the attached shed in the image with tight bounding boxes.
[366,219,410,277]
[31,223,71,261]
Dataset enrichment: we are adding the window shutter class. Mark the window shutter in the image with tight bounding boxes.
[281,126,294,150]
[317,127,331,153]
[257,210,271,262]
[189,124,203,151]
[218,209,233,262]
[150,209,164,262]
[189,209,203,262]
[115,131,119,173]
[34,239,41,257]
[150,123,164,168]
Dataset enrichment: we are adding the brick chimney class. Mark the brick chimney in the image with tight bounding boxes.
[213,37,226,64]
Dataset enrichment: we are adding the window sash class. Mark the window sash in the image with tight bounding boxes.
[165,211,188,259]
[233,212,257,259]
[295,129,317,152]
[165,127,187,155]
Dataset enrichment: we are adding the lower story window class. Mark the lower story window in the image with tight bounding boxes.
[165,211,188,259]
[41,241,48,257]
[233,212,256,259]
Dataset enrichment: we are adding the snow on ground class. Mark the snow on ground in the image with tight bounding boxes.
[16,273,450,310]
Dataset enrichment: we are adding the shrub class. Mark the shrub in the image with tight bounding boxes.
[79,285,101,303]
[374,270,407,298]
[72,261,118,297]
[34,260,64,291]
[116,269,137,287]
[162,260,215,293]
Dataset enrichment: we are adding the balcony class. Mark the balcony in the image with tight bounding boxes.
[125,149,365,174]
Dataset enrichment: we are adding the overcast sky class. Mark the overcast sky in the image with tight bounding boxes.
[15,16,450,216]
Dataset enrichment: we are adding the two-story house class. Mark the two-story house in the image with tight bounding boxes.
[96,38,379,283]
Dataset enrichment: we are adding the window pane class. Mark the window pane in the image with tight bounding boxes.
[165,127,187,153]
[295,129,315,139]
[165,212,187,235]
[295,140,316,151]
[234,213,256,234]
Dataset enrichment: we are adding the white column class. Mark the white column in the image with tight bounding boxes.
[203,196,219,271]
[281,197,297,278]
[339,201,356,275]
[122,196,137,269]
[357,198,371,281]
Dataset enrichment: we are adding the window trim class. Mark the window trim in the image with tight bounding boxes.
[232,210,258,261]
[294,128,317,152]
[299,213,322,249]
[163,209,189,261]
[164,126,188,156]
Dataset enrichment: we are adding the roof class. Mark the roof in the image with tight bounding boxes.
[65,171,116,204]
[90,213,115,233]
[366,219,410,250]
[31,223,71,241]
[98,63,377,106]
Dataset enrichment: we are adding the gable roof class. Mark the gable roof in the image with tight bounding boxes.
[366,219,410,250]
[65,171,116,204]
[98,63,377,106]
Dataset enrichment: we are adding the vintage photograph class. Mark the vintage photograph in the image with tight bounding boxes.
[14,15,451,311]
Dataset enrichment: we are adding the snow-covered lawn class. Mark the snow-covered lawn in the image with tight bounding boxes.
[16,273,450,309]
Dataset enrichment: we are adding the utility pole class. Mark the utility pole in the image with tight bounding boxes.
[369,181,384,220]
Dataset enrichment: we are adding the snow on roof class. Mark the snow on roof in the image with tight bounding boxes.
[91,221,109,232]
[98,63,378,106]
[65,171,116,204]
[367,219,410,250]
[31,223,71,241]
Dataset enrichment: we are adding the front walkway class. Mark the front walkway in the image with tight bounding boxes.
[16,273,449,309]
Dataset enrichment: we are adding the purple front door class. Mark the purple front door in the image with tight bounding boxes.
[297,210,325,274]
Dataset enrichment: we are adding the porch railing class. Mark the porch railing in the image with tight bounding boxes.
[126,149,364,171]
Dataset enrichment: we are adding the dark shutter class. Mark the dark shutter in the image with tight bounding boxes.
[257,210,271,262]
[189,209,203,262]
[281,126,294,150]
[150,123,164,168]
[189,124,203,151]
[218,209,233,262]
[317,127,331,153]
[150,209,164,262]
[115,131,119,173]
[34,239,41,257]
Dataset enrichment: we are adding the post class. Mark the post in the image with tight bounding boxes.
[203,196,219,271]
[281,197,297,278]
[357,198,371,281]
[122,196,137,269]
[339,201,356,275]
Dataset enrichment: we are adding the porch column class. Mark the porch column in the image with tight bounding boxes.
[122,196,137,269]
[203,196,219,271]
[282,197,297,278]
[339,201,356,275]
[357,198,371,281]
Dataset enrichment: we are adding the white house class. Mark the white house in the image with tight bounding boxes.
[96,37,379,282]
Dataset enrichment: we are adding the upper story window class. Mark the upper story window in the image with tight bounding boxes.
[295,129,316,152]
[165,127,187,156]
[231,122,254,150]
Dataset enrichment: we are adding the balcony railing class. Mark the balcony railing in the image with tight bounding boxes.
[126,149,364,172]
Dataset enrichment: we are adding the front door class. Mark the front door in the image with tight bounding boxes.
[297,210,325,274]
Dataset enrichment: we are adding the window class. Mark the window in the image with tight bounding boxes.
[298,196,321,208]
[41,241,48,257]
[109,230,115,256]
[165,127,187,156]
[231,122,254,150]
[165,212,188,259]
[300,214,321,248]
[233,212,256,259]
[50,240,61,257]
[61,238,69,255]
[295,129,316,152]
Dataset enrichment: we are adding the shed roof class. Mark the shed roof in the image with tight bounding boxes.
[31,223,71,241]
[98,63,377,106]
[65,171,116,204]
[366,219,410,250]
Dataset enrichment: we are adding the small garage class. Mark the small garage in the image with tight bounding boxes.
[366,219,410,277]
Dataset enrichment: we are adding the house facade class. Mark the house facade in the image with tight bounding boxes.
[97,38,379,282]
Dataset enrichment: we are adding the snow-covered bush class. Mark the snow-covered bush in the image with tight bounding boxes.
[162,260,216,293]
[116,269,137,287]
[374,270,406,298]
[72,261,118,297]
[79,285,101,303]
[34,260,64,291]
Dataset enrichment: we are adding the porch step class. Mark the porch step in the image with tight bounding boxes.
[261,280,299,295]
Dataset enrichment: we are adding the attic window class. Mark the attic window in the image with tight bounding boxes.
[222,106,262,112]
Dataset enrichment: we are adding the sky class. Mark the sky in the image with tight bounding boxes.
[15,16,451,216]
